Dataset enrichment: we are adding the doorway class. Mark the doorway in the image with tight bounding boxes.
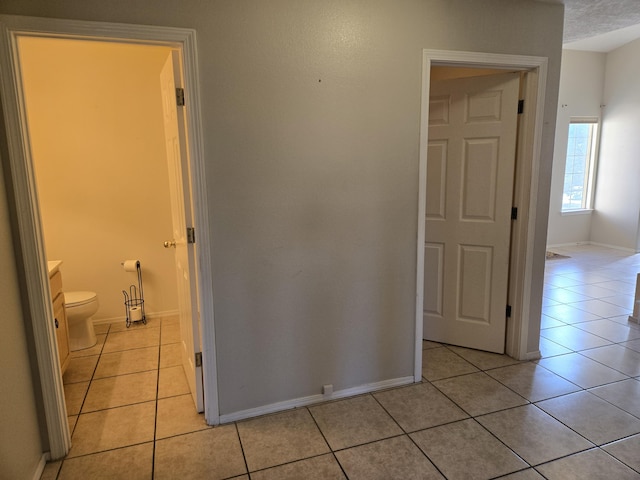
[19,38,180,329]
[0,16,217,459]
[424,69,520,353]
[19,34,208,401]
[415,50,549,379]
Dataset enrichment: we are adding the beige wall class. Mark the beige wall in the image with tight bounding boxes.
[19,38,178,321]
[0,0,563,419]
[591,38,640,252]
[0,164,44,479]
[547,49,606,247]
[548,44,640,253]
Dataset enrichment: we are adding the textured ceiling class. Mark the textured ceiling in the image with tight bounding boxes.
[563,0,640,43]
[534,0,640,50]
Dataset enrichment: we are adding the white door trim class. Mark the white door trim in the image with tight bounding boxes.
[416,49,548,377]
[0,15,219,458]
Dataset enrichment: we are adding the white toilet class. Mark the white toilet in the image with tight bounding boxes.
[65,291,99,351]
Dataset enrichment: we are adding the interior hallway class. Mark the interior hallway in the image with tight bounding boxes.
[41,245,640,479]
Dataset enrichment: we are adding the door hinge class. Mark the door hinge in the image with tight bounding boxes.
[511,207,518,220]
[176,87,185,106]
[506,305,512,318]
[187,227,195,244]
[195,352,202,367]
[517,99,524,114]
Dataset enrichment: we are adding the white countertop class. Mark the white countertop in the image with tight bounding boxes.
[47,260,62,277]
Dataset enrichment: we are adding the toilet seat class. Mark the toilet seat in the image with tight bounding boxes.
[64,291,97,307]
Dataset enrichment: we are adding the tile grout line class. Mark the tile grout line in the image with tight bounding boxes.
[369,390,449,479]
[232,421,251,479]
[425,343,628,473]
[537,255,640,469]
[478,359,635,451]
[425,371,536,474]
[151,320,166,479]
[63,321,163,473]
[305,405,351,479]
[56,319,200,477]
[586,380,640,419]
[533,390,640,445]
[56,324,107,476]
[535,355,640,448]
[422,263,638,475]
[488,466,540,479]
[65,323,109,435]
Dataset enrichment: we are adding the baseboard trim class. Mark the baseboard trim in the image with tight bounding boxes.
[546,242,590,249]
[588,241,638,253]
[31,454,47,480]
[92,310,179,326]
[546,241,638,254]
[219,376,415,424]
[522,350,541,361]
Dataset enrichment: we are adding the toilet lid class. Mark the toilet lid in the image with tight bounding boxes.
[64,291,97,307]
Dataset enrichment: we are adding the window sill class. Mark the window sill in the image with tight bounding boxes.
[561,209,593,216]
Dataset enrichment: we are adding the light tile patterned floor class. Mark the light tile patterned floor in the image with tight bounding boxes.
[41,245,640,479]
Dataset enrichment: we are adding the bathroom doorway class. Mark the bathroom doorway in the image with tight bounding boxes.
[17,36,208,409]
[0,17,217,458]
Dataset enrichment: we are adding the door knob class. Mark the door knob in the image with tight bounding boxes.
[164,240,176,248]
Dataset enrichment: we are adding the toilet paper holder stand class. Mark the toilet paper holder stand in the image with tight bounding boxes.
[122,260,146,328]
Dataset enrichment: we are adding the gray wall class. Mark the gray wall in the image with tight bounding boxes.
[0,0,563,418]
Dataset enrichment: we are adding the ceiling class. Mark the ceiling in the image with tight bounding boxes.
[559,0,640,51]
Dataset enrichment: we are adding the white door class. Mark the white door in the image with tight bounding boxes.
[160,52,204,411]
[424,72,520,353]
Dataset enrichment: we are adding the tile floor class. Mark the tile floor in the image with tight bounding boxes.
[41,245,640,479]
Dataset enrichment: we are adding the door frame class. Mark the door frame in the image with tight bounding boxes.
[415,49,548,378]
[0,15,219,458]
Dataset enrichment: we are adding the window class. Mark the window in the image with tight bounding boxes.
[562,119,598,212]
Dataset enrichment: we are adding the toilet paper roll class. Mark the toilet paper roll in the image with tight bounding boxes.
[122,260,140,272]
[130,306,143,322]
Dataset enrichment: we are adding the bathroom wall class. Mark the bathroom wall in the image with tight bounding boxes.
[19,38,179,321]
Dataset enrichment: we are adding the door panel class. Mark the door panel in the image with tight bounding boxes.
[424,72,520,353]
[458,245,493,322]
[424,243,445,316]
[160,52,204,411]
[426,141,447,219]
[462,138,499,220]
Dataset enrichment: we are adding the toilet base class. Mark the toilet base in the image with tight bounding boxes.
[69,318,97,351]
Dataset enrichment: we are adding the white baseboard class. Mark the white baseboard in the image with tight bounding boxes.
[547,241,638,254]
[546,242,590,249]
[92,309,179,326]
[588,241,638,253]
[522,350,541,361]
[219,376,415,424]
[31,454,47,480]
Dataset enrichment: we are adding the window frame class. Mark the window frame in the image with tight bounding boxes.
[561,116,600,214]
